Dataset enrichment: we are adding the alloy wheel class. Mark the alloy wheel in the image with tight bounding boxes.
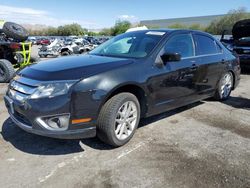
[114,101,138,140]
[220,73,233,98]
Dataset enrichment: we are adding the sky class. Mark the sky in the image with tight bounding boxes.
[0,0,250,29]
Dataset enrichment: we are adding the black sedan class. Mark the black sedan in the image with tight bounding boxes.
[4,29,241,147]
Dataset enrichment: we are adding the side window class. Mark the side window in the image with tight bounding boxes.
[164,34,194,58]
[194,35,218,55]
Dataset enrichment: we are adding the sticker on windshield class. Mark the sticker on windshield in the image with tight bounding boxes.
[146,31,165,36]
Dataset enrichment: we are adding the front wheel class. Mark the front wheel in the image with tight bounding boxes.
[214,72,233,101]
[97,93,140,147]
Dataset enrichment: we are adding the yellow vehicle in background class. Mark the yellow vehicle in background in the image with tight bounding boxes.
[0,20,33,82]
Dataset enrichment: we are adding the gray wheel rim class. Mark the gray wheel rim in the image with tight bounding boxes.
[114,101,138,141]
[220,73,233,98]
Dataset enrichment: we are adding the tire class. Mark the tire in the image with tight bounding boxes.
[3,22,29,41]
[0,59,15,83]
[61,51,70,56]
[97,93,141,147]
[214,72,233,101]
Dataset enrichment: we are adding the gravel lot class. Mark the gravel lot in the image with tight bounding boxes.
[0,59,249,187]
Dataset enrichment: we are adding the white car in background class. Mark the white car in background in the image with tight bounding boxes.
[69,35,83,44]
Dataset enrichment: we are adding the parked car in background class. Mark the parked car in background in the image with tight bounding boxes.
[59,37,96,56]
[60,41,85,56]
[38,39,62,58]
[85,36,102,45]
[27,36,37,45]
[4,29,240,147]
[70,36,83,45]
[36,38,50,45]
[221,19,250,69]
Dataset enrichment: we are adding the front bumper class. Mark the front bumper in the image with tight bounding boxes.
[4,95,96,139]
[9,111,96,139]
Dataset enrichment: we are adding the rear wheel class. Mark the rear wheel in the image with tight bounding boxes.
[214,72,233,101]
[97,93,140,147]
[0,59,15,83]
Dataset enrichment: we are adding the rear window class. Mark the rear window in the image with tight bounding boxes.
[194,34,218,55]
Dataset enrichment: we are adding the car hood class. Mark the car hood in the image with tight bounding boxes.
[19,55,134,81]
[232,19,250,40]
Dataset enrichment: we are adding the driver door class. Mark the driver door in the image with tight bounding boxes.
[148,32,200,112]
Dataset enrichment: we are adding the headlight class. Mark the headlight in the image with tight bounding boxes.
[30,81,75,99]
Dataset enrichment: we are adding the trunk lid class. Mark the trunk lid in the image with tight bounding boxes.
[232,19,250,40]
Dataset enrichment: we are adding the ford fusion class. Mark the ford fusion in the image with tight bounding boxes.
[4,30,241,146]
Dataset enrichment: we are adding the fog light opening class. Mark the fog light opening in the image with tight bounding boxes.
[36,114,70,131]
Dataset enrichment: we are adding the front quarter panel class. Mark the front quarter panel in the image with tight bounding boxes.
[70,60,149,121]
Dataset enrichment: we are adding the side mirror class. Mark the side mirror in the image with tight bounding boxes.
[161,52,181,64]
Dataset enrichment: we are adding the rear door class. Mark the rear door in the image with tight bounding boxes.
[192,33,225,97]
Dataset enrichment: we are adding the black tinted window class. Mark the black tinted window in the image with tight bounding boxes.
[164,34,194,58]
[194,35,218,55]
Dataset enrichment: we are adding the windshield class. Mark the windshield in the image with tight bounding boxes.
[90,31,166,58]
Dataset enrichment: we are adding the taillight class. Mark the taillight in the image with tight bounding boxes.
[10,43,21,49]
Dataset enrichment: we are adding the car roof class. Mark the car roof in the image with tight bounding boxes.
[128,29,213,37]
